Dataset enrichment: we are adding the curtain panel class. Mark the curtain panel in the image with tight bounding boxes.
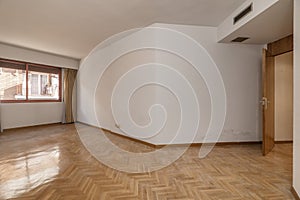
[63,68,77,123]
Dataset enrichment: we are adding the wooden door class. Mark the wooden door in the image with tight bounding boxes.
[262,48,275,156]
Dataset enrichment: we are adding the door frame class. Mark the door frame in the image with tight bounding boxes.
[262,34,293,156]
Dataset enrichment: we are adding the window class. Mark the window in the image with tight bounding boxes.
[0,59,61,103]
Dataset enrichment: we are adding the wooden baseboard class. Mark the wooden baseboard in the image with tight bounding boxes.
[80,124,261,147]
[103,129,262,148]
[76,121,101,129]
[76,122,263,148]
[1,122,63,132]
[292,187,300,200]
[76,121,159,148]
[102,128,159,148]
[213,141,262,146]
[275,141,293,144]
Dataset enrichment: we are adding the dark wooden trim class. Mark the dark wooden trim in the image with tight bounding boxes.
[157,141,262,148]
[275,141,293,144]
[292,187,300,200]
[0,57,64,69]
[267,34,293,56]
[0,58,26,66]
[213,141,262,146]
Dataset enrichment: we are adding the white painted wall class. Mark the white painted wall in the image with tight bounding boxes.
[0,43,78,130]
[275,52,293,142]
[77,28,157,128]
[93,49,157,131]
[153,23,263,144]
[1,103,63,129]
[293,0,300,196]
[77,23,263,145]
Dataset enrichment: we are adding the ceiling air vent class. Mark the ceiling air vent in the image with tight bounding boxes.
[231,37,250,43]
[233,3,253,24]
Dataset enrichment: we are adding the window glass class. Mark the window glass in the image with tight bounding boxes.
[28,70,60,100]
[0,60,61,102]
[0,61,26,101]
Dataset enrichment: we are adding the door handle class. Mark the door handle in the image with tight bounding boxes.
[260,97,270,110]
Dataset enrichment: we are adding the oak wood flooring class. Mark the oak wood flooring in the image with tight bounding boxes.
[0,124,294,200]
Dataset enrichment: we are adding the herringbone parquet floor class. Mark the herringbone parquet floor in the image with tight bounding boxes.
[0,124,295,200]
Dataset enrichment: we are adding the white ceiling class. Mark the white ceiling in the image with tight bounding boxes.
[0,0,247,59]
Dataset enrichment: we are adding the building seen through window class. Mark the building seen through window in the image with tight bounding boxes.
[0,59,61,102]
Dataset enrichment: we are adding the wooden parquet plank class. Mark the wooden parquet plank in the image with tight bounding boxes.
[0,124,295,200]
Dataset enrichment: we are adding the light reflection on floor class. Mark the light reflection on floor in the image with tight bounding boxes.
[0,146,60,199]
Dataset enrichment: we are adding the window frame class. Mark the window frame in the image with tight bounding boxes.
[0,58,62,103]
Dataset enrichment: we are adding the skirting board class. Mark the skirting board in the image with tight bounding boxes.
[275,141,293,144]
[77,121,262,147]
[0,122,63,132]
[292,187,300,200]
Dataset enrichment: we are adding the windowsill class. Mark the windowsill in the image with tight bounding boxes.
[0,95,60,103]
[0,100,62,103]
[15,95,59,100]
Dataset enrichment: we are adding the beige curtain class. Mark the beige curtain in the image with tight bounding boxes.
[63,68,77,123]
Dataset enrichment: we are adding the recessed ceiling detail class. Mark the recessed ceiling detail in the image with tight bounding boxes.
[233,3,253,24]
[231,37,250,42]
[219,0,293,44]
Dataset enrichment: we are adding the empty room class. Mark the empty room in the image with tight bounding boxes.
[0,0,299,199]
